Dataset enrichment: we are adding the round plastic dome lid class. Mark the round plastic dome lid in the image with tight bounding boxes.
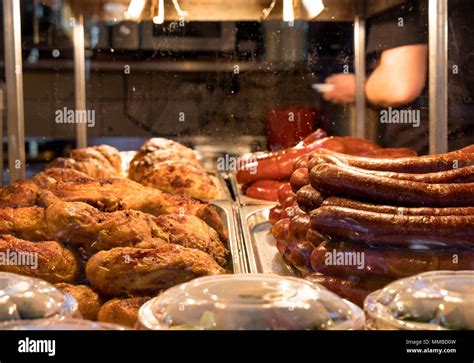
[365,270,474,330]
[0,318,128,330]
[0,272,70,322]
[138,274,364,330]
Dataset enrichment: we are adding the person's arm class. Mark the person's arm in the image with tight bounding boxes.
[365,44,428,107]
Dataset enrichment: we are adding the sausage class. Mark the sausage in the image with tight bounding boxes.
[236,136,381,184]
[309,147,474,173]
[288,214,312,241]
[271,218,290,241]
[296,185,324,213]
[293,154,309,170]
[310,241,474,279]
[306,228,328,247]
[310,206,474,248]
[310,163,474,207]
[281,195,297,209]
[280,205,305,220]
[302,128,328,144]
[269,206,282,225]
[290,168,309,193]
[304,273,391,307]
[277,183,295,204]
[244,180,285,201]
[322,197,474,216]
[285,239,316,273]
[357,148,418,158]
[310,155,474,183]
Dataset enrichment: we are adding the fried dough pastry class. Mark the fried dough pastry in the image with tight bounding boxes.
[49,178,228,241]
[129,139,219,200]
[44,198,169,252]
[55,283,103,320]
[0,235,80,283]
[97,297,151,328]
[132,161,219,200]
[0,180,42,208]
[0,177,228,241]
[153,214,228,266]
[138,138,196,156]
[34,167,93,188]
[47,145,121,178]
[129,149,201,180]
[86,245,225,296]
[0,206,49,241]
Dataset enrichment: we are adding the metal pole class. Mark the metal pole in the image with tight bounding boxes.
[3,0,26,182]
[73,12,88,148]
[428,0,448,154]
[0,87,4,186]
[353,15,366,138]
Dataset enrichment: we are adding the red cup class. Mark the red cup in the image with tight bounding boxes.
[266,108,318,151]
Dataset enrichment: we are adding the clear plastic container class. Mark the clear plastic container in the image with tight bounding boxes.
[365,270,474,330]
[0,318,127,330]
[137,274,365,330]
[0,272,78,322]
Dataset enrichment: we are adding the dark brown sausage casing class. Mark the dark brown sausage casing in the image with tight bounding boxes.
[322,197,474,216]
[296,185,324,213]
[304,273,391,307]
[310,163,474,207]
[310,206,474,247]
[290,168,309,193]
[310,241,474,279]
[309,147,474,173]
[288,214,311,241]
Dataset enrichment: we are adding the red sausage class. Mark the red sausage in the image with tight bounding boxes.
[245,180,285,201]
[277,183,295,204]
[269,206,282,225]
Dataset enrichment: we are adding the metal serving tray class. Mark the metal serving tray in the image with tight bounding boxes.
[228,172,279,206]
[239,205,297,276]
[213,200,248,274]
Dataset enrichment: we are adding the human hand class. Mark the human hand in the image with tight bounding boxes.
[322,74,356,104]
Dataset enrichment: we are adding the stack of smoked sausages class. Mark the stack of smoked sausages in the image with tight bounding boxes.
[270,144,474,306]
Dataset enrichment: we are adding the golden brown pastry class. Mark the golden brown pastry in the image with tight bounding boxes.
[44,198,169,253]
[128,149,201,181]
[152,214,228,266]
[97,296,151,328]
[0,177,228,242]
[0,235,80,283]
[34,167,93,188]
[138,138,196,156]
[55,283,103,320]
[0,180,42,208]
[0,206,49,241]
[129,139,219,200]
[132,161,219,200]
[47,145,121,178]
[86,245,225,296]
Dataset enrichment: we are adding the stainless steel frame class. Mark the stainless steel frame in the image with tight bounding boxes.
[0,86,4,186]
[73,12,88,148]
[3,0,26,183]
[428,0,448,154]
[353,15,366,139]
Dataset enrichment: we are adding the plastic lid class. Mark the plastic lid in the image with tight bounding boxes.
[138,274,364,330]
[0,318,127,330]
[0,272,73,321]
[365,271,474,330]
